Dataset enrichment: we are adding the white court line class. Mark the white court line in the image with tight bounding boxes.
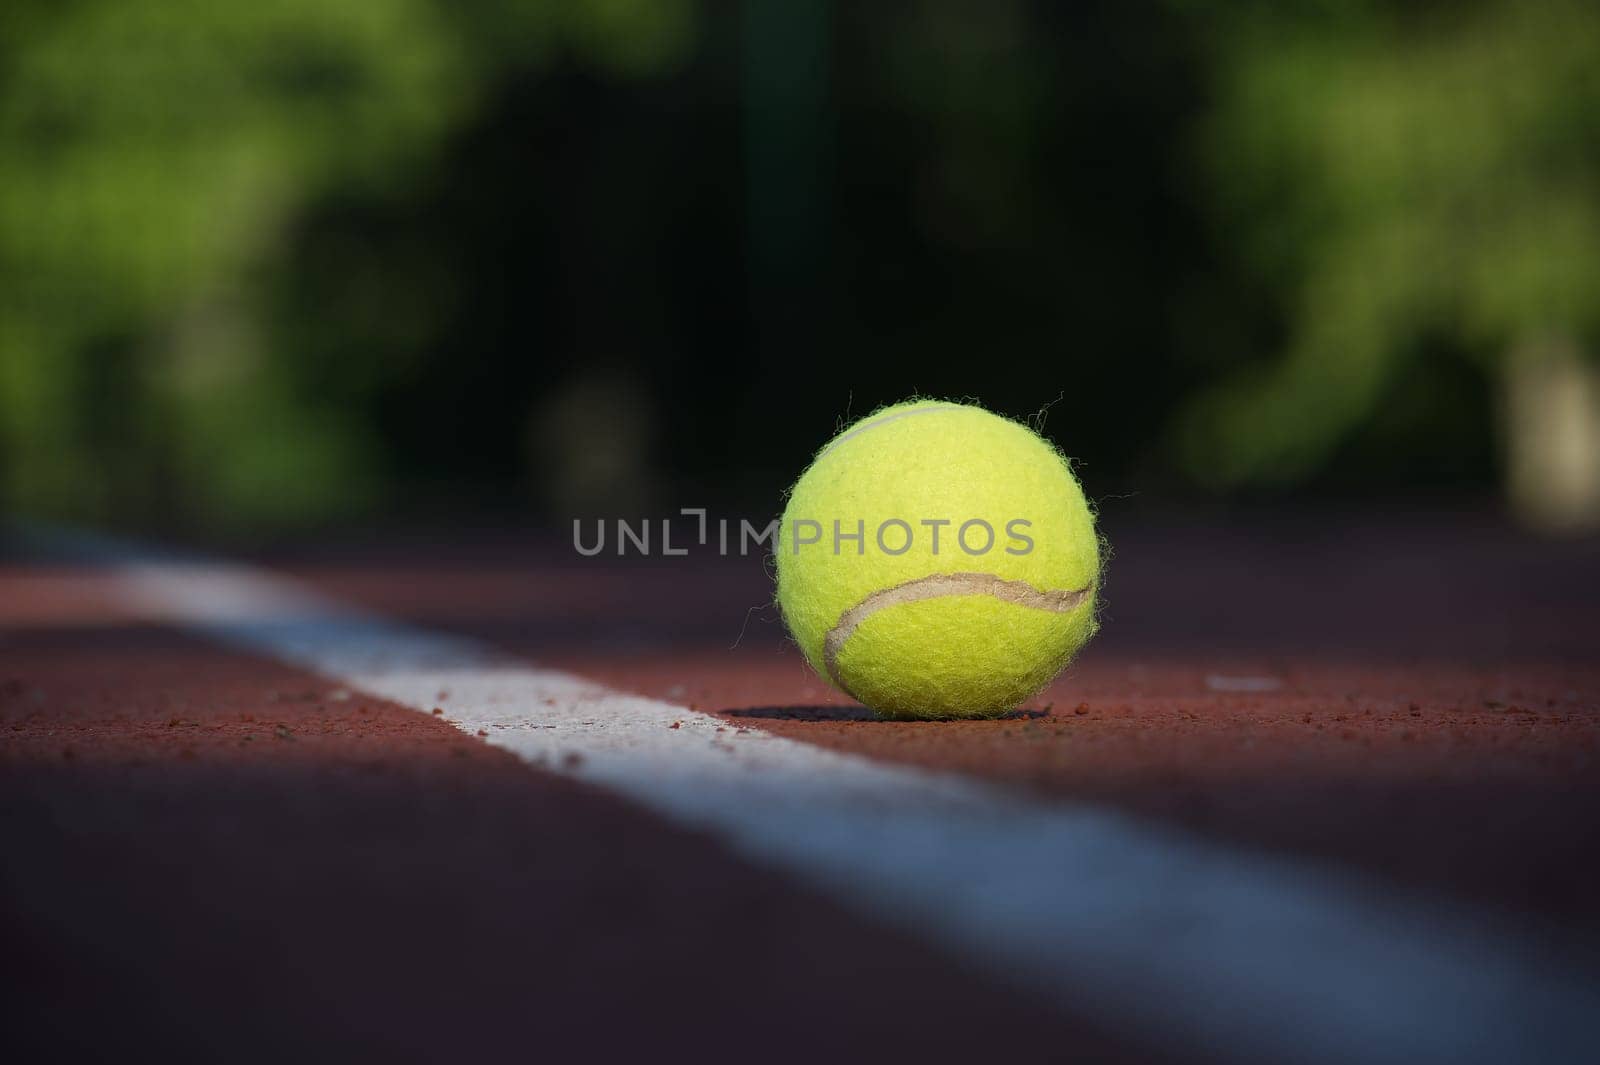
[105,556,1594,1065]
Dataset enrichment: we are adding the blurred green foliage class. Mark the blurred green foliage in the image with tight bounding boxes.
[0,0,1595,528]
[0,0,693,526]
[1179,0,1600,485]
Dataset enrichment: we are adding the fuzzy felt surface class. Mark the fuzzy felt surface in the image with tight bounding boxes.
[776,400,1100,719]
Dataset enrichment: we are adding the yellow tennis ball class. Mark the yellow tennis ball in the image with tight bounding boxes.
[776,399,1100,720]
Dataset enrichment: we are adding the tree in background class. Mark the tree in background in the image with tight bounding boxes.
[0,0,693,526]
[1180,0,1600,529]
[6,0,1596,531]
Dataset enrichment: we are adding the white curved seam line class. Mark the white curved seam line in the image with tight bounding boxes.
[821,572,1091,691]
[815,404,969,459]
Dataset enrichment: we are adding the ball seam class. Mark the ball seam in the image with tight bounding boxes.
[821,572,1092,698]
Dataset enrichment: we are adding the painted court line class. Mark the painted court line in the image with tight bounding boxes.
[107,556,1594,1065]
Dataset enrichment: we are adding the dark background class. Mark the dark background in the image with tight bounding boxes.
[2,0,1597,538]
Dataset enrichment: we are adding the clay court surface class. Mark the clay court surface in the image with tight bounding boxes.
[3,514,1598,1063]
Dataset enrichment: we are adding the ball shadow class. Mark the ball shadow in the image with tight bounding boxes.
[724,705,1049,723]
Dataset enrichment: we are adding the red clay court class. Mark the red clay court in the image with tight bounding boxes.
[4,513,1597,1063]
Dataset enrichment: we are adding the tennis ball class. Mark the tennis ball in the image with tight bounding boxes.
[775,399,1100,720]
